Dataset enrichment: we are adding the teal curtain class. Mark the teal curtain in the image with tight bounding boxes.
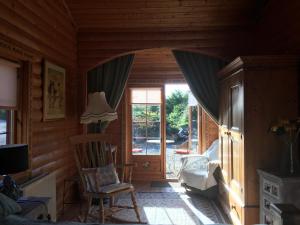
[87,54,135,132]
[172,50,226,123]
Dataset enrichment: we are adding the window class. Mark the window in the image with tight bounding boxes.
[131,88,162,155]
[0,58,19,145]
[0,109,14,145]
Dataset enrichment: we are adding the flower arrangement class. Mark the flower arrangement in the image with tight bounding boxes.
[270,118,300,140]
[270,118,300,175]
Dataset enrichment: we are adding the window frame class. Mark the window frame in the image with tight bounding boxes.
[0,57,20,145]
[0,58,30,149]
[0,49,32,180]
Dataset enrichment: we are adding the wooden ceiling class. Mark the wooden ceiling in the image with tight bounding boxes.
[65,0,259,31]
[64,0,267,72]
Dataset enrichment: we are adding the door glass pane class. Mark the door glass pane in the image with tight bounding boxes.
[132,121,146,155]
[132,122,146,137]
[147,89,161,103]
[146,121,161,155]
[131,89,147,103]
[132,104,146,122]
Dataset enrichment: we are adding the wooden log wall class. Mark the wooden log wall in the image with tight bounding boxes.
[200,109,219,153]
[77,29,249,74]
[0,0,79,215]
[250,0,300,55]
[248,0,300,158]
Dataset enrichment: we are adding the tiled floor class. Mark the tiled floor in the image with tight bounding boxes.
[59,181,231,225]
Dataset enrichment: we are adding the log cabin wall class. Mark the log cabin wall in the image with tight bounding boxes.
[249,0,300,158]
[250,0,300,55]
[200,110,218,153]
[0,0,79,214]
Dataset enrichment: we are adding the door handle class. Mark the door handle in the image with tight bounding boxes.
[224,131,231,135]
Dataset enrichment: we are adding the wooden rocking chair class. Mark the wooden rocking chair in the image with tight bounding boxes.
[69,133,143,224]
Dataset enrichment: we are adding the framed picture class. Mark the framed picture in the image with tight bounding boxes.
[43,60,65,121]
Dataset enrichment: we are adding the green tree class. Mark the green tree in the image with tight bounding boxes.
[166,90,188,135]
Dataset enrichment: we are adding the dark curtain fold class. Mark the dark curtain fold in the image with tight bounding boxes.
[172,50,226,123]
[87,54,135,132]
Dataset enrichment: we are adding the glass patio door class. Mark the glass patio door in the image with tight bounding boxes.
[129,87,165,180]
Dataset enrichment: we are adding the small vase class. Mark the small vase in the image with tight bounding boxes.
[280,142,300,176]
[290,143,294,174]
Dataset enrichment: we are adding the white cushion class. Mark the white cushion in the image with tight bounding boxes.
[203,139,219,161]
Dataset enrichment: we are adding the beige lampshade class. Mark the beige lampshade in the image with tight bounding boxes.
[80,92,117,124]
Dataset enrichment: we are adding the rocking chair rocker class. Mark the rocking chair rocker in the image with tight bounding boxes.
[70,133,144,224]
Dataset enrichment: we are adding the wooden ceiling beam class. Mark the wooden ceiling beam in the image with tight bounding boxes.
[75,18,250,29]
[71,9,251,18]
[69,5,252,14]
[78,39,229,50]
[66,0,253,9]
[78,30,242,41]
[77,26,248,32]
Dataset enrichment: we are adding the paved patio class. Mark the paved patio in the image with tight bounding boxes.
[132,140,198,179]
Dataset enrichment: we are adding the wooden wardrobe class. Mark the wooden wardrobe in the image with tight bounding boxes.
[218,56,299,225]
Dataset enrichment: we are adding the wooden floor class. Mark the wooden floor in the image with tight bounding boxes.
[59,181,231,225]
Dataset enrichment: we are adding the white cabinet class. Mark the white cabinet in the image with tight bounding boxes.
[258,170,300,224]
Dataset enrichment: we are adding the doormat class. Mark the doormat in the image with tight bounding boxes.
[150,181,171,187]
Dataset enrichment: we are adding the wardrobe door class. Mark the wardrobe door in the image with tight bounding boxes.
[228,72,244,200]
[219,80,230,184]
[220,130,230,184]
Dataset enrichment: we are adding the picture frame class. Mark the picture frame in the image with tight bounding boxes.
[43,60,65,121]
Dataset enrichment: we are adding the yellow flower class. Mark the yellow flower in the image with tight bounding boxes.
[270,126,278,132]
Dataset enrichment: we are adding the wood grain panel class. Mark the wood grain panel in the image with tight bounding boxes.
[71,0,258,72]
[66,0,255,29]
[0,0,79,217]
[129,48,185,83]
[250,1,300,55]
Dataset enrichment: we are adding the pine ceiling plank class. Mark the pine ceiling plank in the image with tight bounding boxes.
[65,0,256,29]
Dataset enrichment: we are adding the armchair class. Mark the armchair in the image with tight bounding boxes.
[178,140,219,197]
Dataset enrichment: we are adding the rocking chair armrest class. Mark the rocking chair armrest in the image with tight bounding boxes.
[116,163,137,183]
